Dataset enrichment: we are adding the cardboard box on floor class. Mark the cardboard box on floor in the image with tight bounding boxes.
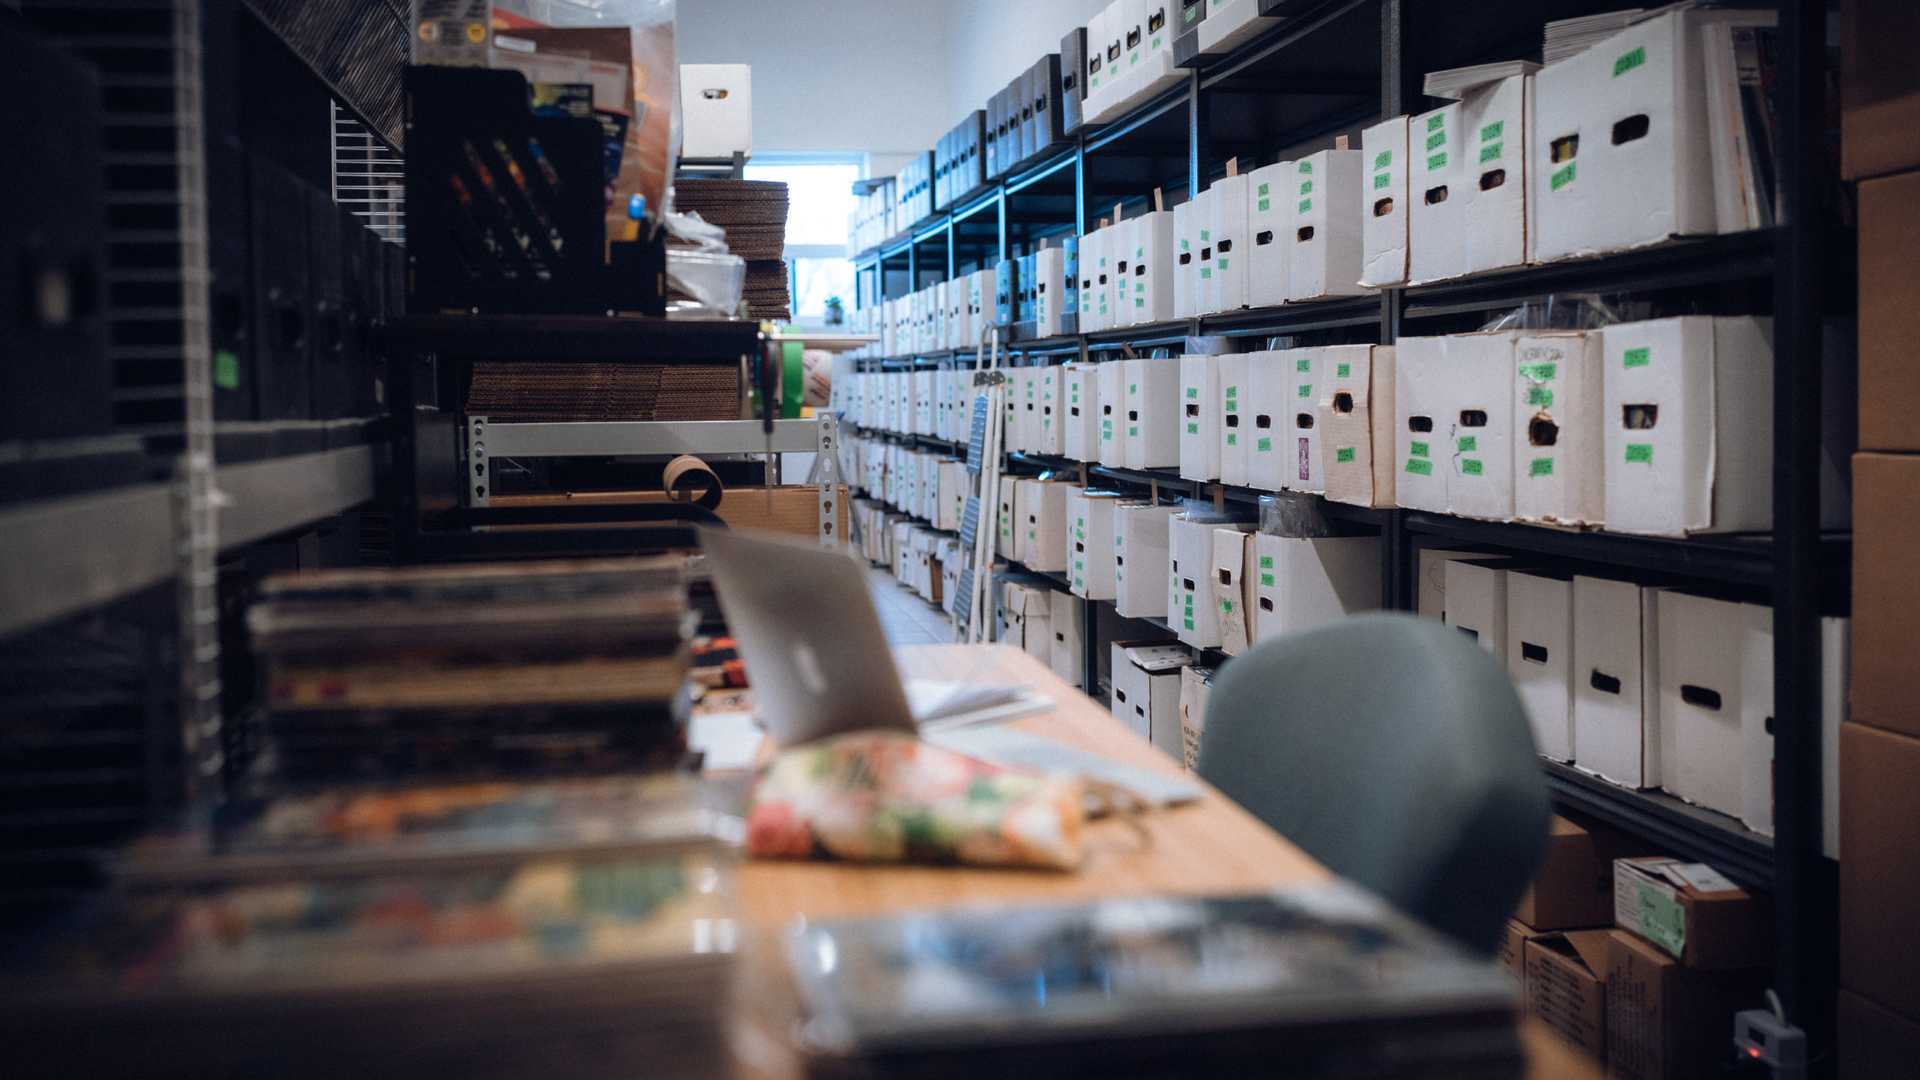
[1525,930,1611,1065]
[1841,0,1920,181]
[1840,989,1920,1080]
[1613,856,1768,970]
[1605,929,1768,1080]
[1503,919,1550,986]
[1518,813,1656,931]
[1840,721,1920,1020]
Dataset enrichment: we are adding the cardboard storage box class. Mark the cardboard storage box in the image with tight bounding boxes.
[1360,116,1409,287]
[1078,227,1107,332]
[1097,359,1129,467]
[1321,344,1397,507]
[1525,931,1611,1065]
[1049,588,1085,689]
[1508,570,1576,762]
[1249,534,1381,643]
[1842,0,1920,180]
[1656,592,1769,822]
[1614,856,1768,970]
[1281,347,1326,493]
[1111,641,1188,757]
[1839,989,1920,1080]
[1515,814,1652,933]
[1247,159,1293,306]
[1444,559,1509,660]
[1858,172,1920,452]
[1853,453,1920,738]
[1032,364,1066,456]
[1416,548,1476,621]
[1016,478,1069,573]
[1178,663,1214,772]
[1106,216,1138,329]
[1503,919,1550,986]
[1195,0,1275,53]
[1128,209,1176,325]
[1529,11,1718,262]
[1285,150,1366,302]
[1065,488,1123,600]
[1245,350,1291,491]
[1460,74,1528,276]
[1122,356,1182,469]
[680,64,753,164]
[1174,192,1204,318]
[1033,246,1069,339]
[1393,335,1452,514]
[1217,352,1252,487]
[1840,721,1920,1020]
[1169,516,1252,649]
[1514,331,1605,526]
[1063,361,1102,460]
[1210,528,1254,656]
[1113,502,1178,619]
[1736,615,1846,853]
[1573,576,1661,790]
[1179,354,1221,481]
[1604,929,1768,1080]
[1601,316,1773,536]
[1409,100,1468,284]
[1207,174,1251,313]
[996,480,1020,562]
[1007,583,1054,664]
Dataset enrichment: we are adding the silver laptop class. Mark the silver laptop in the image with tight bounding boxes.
[699,528,917,746]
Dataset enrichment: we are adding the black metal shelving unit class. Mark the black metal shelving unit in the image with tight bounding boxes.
[845,0,1850,1050]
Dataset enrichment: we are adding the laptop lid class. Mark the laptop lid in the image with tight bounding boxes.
[699,528,916,746]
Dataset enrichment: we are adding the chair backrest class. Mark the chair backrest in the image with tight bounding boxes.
[1198,612,1549,955]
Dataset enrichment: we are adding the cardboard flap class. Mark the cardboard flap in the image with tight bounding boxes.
[1564,929,1614,974]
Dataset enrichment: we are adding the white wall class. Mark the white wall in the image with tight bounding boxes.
[675,0,957,158]
[941,0,1106,122]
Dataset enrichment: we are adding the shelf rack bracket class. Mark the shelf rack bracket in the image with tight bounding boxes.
[803,412,847,547]
[467,415,491,508]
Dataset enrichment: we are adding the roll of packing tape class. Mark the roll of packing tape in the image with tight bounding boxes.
[663,455,724,509]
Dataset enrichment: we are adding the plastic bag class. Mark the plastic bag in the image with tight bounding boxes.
[492,0,680,232]
[1258,493,1337,538]
[667,249,745,316]
[1477,293,1637,333]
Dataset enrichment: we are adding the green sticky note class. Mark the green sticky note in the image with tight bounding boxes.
[1296,358,1312,373]
[1188,422,1200,435]
[1373,172,1392,190]
[1479,142,1502,163]
[1406,458,1434,476]
[1480,120,1503,143]
[1226,433,1238,446]
[1425,130,1446,151]
[1260,572,1275,587]
[1297,384,1313,398]
[1298,199,1312,215]
[1259,556,1274,570]
[1186,386,1198,398]
[213,350,241,390]
[1130,383,1138,393]
[1614,45,1646,78]
[1129,425,1139,437]
[1461,459,1484,477]
[1219,259,1229,270]
[1257,437,1272,452]
[1528,386,1554,408]
[1258,182,1271,197]
[1336,447,1356,464]
[1374,149,1393,170]
[1626,443,1654,464]
[1299,179,1313,196]
[1521,361,1558,381]
[1200,268,1212,279]
[1635,883,1687,957]
[1221,600,1233,614]
[1624,346,1651,369]
[1426,114,1444,133]
[1185,618,1196,630]
[1428,152,1448,171]
[1201,229,1211,241]
[1550,162,1576,191]
[1258,197,1271,212]
[1530,457,1555,478]
[1410,440,1430,458]
[1336,362,1351,378]
[1226,385,1238,398]
[1299,160,1313,174]
[1457,435,1478,452]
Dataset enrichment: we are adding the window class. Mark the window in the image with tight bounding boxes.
[743,158,861,326]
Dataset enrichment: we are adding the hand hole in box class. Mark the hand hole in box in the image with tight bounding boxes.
[1128,28,1142,48]
[1077,541,1086,552]
[1187,403,1201,417]
[1259,597,1274,612]
[1071,406,1081,416]
[1183,577,1197,591]
[1218,239,1233,254]
[1129,410,1139,421]
[1218,569,1231,585]
[1149,10,1166,32]
[1551,134,1580,163]
[1296,412,1315,429]
[1623,403,1659,430]
[1201,246,1213,260]
[1295,226,1315,242]
[1611,114,1650,145]
[1680,684,1723,711]
[1333,392,1354,414]
[1590,670,1622,695]
[1115,688,1128,703]
[1179,252,1193,265]
[1522,642,1549,665]
[1459,409,1488,428]
[1424,185,1449,206]
[1226,414,1240,428]
[1409,415,1434,433]
[1479,168,1506,191]
[1373,197,1395,217]
[1256,414,1272,429]
[1104,404,1113,415]
[1256,230,1275,246]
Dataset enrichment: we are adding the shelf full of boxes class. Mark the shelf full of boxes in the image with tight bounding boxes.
[830,0,1851,1063]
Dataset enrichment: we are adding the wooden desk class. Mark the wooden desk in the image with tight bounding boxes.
[732,643,1597,1080]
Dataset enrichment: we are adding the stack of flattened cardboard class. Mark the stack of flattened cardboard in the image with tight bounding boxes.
[673,178,791,320]
[464,361,740,422]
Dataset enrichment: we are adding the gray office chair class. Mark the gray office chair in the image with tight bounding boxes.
[1198,612,1550,956]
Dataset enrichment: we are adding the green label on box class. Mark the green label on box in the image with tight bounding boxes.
[1427,114,1444,133]
[1480,120,1503,143]
[1530,457,1555,477]
[1336,362,1351,378]
[1625,443,1654,464]
[1373,172,1392,190]
[1374,149,1393,170]
[1336,447,1356,464]
[1298,384,1313,398]
[1634,882,1687,956]
[1428,152,1449,171]
[1258,182,1271,197]
[1129,426,1139,437]
[1298,199,1312,214]
[1219,258,1230,270]
[1528,386,1554,408]
[1258,197,1271,212]
[1257,437,1272,452]
[1299,160,1313,174]
[1188,422,1200,435]
[1259,555,1274,570]
[1296,357,1312,373]
[1614,45,1646,77]
[1187,385,1199,398]
[1221,600,1233,614]
[1459,459,1482,477]
[1410,440,1430,458]
[1406,458,1434,476]
[1624,346,1651,369]
[1425,130,1446,151]
[214,349,240,390]
[1260,572,1276,587]
[1550,162,1576,190]
[1480,142,1503,163]
[1201,268,1213,279]
[1227,433,1238,446]
[1299,180,1313,196]
[1457,435,1477,452]
[1201,229,1211,241]
[1520,361,1558,381]
[1185,618,1196,630]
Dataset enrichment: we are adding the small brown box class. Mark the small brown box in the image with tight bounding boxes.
[1501,918,1549,986]
[1857,175,1920,454]
[1604,930,1767,1080]
[1839,989,1920,1080]
[1840,722,1920,1019]
[1516,813,1656,931]
[1852,453,1920,737]
[1524,930,1611,1063]
[1843,0,1920,180]
[1612,856,1769,971]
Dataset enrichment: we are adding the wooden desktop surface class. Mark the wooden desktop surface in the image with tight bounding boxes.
[732,643,1597,1080]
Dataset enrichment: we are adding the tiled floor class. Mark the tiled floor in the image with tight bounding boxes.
[866,568,958,646]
